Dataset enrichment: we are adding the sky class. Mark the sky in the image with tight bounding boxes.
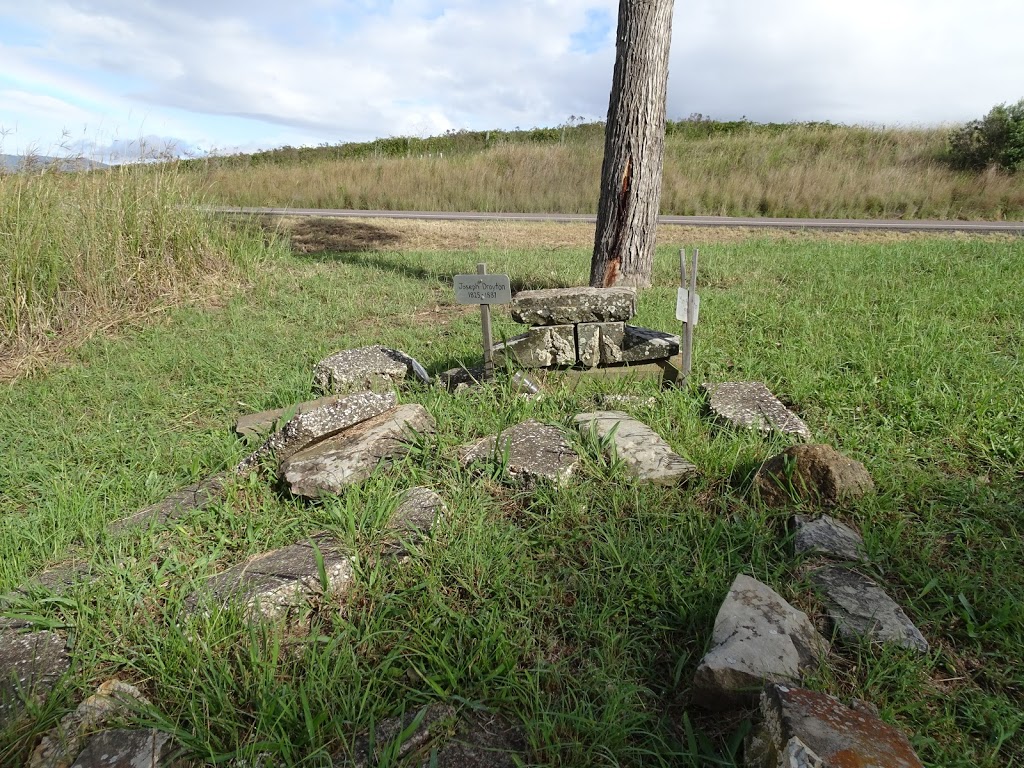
[2,0,1023,160]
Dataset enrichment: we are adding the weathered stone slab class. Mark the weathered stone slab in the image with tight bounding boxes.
[598,394,658,408]
[20,561,97,597]
[600,325,679,364]
[235,390,397,475]
[810,566,929,653]
[313,345,431,394]
[574,411,697,485]
[70,729,177,768]
[389,487,446,535]
[793,515,868,562]
[492,325,576,368]
[692,574,829,710]
[702,381,812,440]
[459,419,579,486]
[106,473,227,536]
[281,404,435,498]
[746,684,924,768]
[510,287,636,326]
[755,445,875,507]
[234,394,351,438]
[336,704,527,768]
[31,679,149,768]
[188,535,354,620]
[0,630,69,727]
[576,323,601,368]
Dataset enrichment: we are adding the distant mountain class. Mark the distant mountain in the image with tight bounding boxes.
[1,154,109,173]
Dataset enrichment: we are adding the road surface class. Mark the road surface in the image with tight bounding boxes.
[211,207,1024,234]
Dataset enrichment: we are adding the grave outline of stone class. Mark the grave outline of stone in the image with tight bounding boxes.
[452,263,512,381]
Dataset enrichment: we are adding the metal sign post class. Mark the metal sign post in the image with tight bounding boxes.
[675,248,700,379]
[453,263,512,381]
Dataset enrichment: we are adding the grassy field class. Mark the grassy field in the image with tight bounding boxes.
[189,121,1024,220]
[0,215,1021,765]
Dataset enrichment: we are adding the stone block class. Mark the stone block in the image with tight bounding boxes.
[576,323,601,368]
[313,345,430,394]
[574,411,697,485]
[510,287,636,326]
[755,445,874,507]
[792,515,868,562]
[0,630,69,727]
[600,325,679,364]
[459,419,579,486]
[492,326,576,368]
[70,729,178,768]
[702,381,812,440]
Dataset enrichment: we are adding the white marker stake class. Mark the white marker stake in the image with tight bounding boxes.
[453,264,512,382]
[679,248,700,379]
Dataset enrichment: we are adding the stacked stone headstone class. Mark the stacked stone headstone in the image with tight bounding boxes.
[493,287,679,369]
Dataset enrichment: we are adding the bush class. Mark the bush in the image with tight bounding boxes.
[947,99,1024,172]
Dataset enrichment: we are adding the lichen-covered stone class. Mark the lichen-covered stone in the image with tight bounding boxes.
[234,394,355,438]
[746,684,924,768]
[0,630,69,727]
[574,411,697,485]
[492,326,576,368]
[755,445,875,507]
[703,381,812,440]
[70,728,178,768]
[576,323,601,367]
[692,574,829,710]
[600,325,679,364]
[106,474,227,536]
[389,487,446,535]
[313,345,431,394]
[510,287,636,326]
[187,534,354,621]
[281,404,436,497]
[235,390,397,475]
[459,419,579,486]
[792,515,868,562]
[810,566,929,653]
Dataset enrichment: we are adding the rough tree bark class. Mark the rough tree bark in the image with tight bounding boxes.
[590,0,674,289]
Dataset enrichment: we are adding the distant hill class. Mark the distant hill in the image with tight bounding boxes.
[1,154,109,173]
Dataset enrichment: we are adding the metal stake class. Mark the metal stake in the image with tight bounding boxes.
[478,262,495,381]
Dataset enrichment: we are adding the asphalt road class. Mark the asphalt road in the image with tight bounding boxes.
[212,206,1024,234]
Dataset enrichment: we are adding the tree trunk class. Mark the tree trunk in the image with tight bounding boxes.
[590,0,674,289]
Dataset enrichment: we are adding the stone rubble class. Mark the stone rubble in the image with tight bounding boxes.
[510,287,637,326]
[574,410,697,485]
[492,325,576,368]
[755,444,875,507]
[703,381,812,440]
[692,574,830,710]
[792,514,868,562]
[460,419,579,486]
[313,345,431,394]
[70,728,178,768]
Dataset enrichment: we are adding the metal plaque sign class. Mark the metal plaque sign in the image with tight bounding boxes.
[454,274,512,305]
[675,288,701,325]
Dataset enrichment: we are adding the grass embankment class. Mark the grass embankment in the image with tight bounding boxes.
[1,222,1021,766]
[190,121,1024,219]
[0,165,278,378]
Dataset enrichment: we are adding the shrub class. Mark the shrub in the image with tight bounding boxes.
[947,99,1024,172]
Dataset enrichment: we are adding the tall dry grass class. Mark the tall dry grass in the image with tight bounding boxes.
[196,124,1024,219]
[0,164,276,375]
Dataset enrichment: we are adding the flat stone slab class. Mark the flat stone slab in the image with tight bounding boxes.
[810,566,929,653]
[600,325,679,364]
[313,345,430,394]
[510,287,636,326]
[188,534,354,620]
[574,411,697,485]
[755,444,875,507]
[492,325,576,368]
[692,574,829,710]
[235,390,397,474]
[107,473,227,536]
[459,419,579,486]
[702,381,812,440]
[234,394,353,438]
[70,729,177,768]
[793,514,868,562]
[281,404,436,498]
[746,684,924,768]
[0,630,69,727]
[389,487,446,535]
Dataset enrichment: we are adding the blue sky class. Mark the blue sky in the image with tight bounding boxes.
[2,0,1023,160]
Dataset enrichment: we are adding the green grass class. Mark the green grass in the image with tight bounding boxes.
[1,232,1022,766]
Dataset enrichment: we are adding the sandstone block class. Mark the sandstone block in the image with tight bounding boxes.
[460,419,579,486]
[492,326,576,368]
[600,325,679,364]
[574,410,697,485]
[702,381,812,440]
[313,345,430,394]
[0,630,69,727]
[792,514,868,562]
[755,445,875,507]
[576,323,601,367]
[510,287,636,326]
[70,729,178,768]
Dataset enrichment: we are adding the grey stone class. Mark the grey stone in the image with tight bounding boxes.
[574,411,697,485]
[510,286,636,326]
[313,345,431,394]
[0,630,69,727]
[810,566,929,653]
[597,394,658,408]
[576,323,602,368]
[336,703,527,768]
[31,679,149,768]
[792,515,868,562]
[703,381,812,440]
[188,534,354,621]
[235,391,397,475]
[459,419,579,486]
[235,394,358,438]
[107,474,227,536]
[692,574,829,710]
[755,445,875,507]
[492,325,576,368]
[600,325,680,364]
[746,684,924,768]
[70,729,177,768]
[281,404,436,498]
[389,487,446,535]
